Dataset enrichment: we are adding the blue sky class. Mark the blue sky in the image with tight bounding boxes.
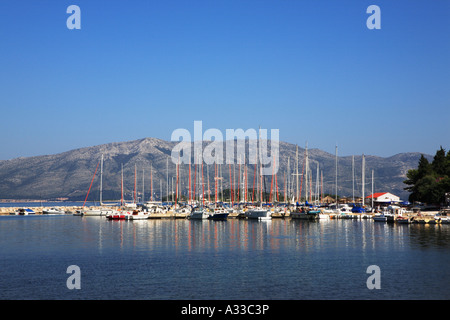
[0,0,449,160]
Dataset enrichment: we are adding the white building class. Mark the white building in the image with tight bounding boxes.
[366,192,400,204]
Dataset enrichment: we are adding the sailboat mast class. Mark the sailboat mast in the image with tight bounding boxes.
[202,159,205,206]
[362,154,365,206]
[296,145,299,202]
[305,142,309,202]
[258,127,263,207]
[244,158,247,203]
[252,159,257,202]
[188,160,191,204]
[83,160,100,207]
[166,157,169,203]
[220,164,223,203]
[134,164,137,204]
[150,163,153,201]
[335,145,338,205]
[194,162,197,203]
[207,164,211,203]
[215,163,217,203]
[371,169,374,210]
[352,155,355,203]
[229,164,233,205]
[315,163,319,204]
[321,171,323,203]
[274,158,278,202]
[100,154,103,205]
[287,157,290,203]
[121,163,124,206]
[175,158,179,205]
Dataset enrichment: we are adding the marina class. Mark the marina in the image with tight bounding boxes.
[1,203,448,225]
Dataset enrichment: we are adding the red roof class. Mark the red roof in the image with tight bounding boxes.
[366,192,387,199]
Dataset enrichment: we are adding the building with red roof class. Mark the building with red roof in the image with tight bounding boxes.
[366,192,400,203]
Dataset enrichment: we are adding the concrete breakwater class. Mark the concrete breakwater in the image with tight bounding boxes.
[0,206,81,215]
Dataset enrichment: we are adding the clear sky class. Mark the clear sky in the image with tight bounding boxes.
[0,0,449,160]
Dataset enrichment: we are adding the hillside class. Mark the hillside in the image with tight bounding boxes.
[0,137,431,202]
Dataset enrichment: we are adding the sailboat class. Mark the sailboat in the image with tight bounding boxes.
[245,128,271,220]
[207,165,229,220]
[291,143,319,220]
[13,208,36,215]
[125,164,149,220]
[351,154,366,216]
[106,163,142,220]
[83,154,115,216]
[188,159,209,219]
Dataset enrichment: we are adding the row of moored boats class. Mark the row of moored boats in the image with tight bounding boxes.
[10,203,450,224]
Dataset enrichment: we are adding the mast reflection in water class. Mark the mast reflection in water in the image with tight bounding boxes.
[0,215,449,300]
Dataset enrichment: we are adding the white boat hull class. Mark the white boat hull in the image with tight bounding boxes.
[43,210,66,215]
[126,214,149,220]
[373,215,387,222]
[189,211,209,219]
[83,210,102,216]
[245,209,271,220]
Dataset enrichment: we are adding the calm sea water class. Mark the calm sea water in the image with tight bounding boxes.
[0,215,449,300]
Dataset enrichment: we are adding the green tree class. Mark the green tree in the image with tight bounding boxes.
[404,147,450,205]
[446,150,450,177]
[404,154,431,201]
[432,146,447,176]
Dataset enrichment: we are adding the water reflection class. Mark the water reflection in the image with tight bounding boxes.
[2,215,450,255]
[60,217,450,254]
[409,224,450,249]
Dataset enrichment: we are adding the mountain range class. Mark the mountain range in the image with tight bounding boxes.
[0,137,431,202]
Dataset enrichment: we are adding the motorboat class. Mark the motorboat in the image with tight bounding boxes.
[208,207,229,220]
[82,207,116,216]
[125,209,149,220]
[13,208,36,215]
[291,208,320,220]
[42,207,66,214]
[336,204,356,219]
[373,214,387,222]
[188,207,209,219]
[106,212,128,220]
[106,208,129,220]
[245,208,271,220]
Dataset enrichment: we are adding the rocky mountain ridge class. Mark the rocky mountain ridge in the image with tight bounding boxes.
[0,137,431,201]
